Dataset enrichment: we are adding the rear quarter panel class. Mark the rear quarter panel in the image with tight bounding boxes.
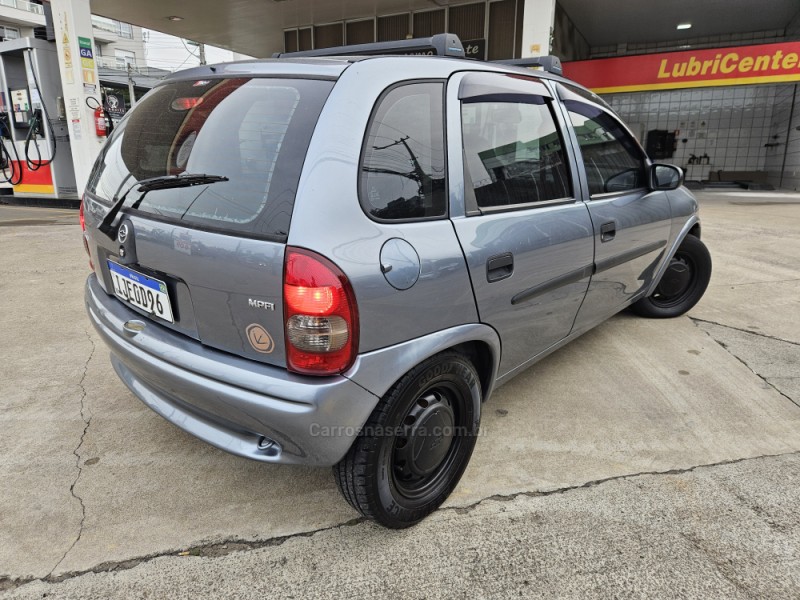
[288,58,480,354]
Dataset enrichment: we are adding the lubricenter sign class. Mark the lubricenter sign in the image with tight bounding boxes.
[563,42,800,94]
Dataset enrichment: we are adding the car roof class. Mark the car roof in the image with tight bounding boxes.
[161,53,602,108]
[162,58,351,83]
[167,54,567,84]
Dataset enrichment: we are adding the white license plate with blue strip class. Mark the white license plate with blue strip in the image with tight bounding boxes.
[107,261,174,323]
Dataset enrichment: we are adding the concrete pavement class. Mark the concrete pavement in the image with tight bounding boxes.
[1,190,799,596]
[0,204,78,227]
[5,453,800,599]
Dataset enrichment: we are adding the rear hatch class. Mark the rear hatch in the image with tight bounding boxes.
[85,75,335,367]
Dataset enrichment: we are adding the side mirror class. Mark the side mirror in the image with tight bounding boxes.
[650,164,684,191]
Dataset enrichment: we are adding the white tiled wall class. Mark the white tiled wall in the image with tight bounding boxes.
[604,85,779,174]
[576,8,800,188]
[764,85,800,191]
[766,10,800,190]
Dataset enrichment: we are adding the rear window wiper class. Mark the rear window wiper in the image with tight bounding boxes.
[97,173,229,239]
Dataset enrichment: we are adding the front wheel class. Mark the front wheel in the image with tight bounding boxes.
[334,351,481,528]
[631,234,711,318]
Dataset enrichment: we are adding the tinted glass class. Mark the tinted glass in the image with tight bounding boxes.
[462,99,571,209]
[86,77,334,239]
[565,101,647,196]
[360,82,446,220]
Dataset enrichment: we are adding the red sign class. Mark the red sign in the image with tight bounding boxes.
[563,42,800,94]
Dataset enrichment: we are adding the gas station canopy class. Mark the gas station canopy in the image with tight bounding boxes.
[89,0,800,58]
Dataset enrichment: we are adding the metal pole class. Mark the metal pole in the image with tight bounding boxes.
[199,43,206,65]
[127,63,136,107]
[779,84,797,190]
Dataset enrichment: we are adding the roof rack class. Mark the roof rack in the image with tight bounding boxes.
[272,33,465,59]
[493,56,563,77]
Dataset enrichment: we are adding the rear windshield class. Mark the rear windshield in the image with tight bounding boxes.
[86,77,334,239]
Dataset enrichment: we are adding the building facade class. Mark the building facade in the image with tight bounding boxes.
[561,6,800,190]
[0,1,148,111]
[279,0,800,191]
[282,0,524,61]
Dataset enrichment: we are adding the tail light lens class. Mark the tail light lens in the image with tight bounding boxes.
[284,247,358,375]
[80,196,94,270]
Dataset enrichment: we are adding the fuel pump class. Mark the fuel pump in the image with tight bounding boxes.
[0,111,23,185]
[0,78,24,184]
[0,37,77,200]
[23,49,56,172]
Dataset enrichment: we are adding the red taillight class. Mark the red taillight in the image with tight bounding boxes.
[284,247,358,375]
[79,197,85,231]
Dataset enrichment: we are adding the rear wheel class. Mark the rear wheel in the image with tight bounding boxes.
[631,234,711,318]
[334,351,481,528]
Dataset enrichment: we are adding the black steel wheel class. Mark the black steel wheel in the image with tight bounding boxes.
[334,351,482,528]
[631,234,711,318]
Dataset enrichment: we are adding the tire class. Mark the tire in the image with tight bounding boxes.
[333,351,482,528]
[631,234,711,318]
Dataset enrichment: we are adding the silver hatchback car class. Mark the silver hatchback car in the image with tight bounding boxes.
[82,34,711,528]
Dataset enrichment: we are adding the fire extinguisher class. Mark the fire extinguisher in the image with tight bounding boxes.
[94,106,107,137]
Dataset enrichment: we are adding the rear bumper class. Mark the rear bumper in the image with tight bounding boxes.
[85,274,380,466]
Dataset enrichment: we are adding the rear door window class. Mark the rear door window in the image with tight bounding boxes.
[86,77,334,240]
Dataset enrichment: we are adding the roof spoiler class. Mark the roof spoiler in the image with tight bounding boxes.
[272,33,465,59]
[493,56,563,76]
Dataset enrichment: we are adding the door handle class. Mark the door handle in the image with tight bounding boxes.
[600,222,616,242]
[486,253,514,282]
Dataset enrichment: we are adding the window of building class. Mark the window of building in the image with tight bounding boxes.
[565,101,647,196]
[487,0,515,60]
[114,49,136,70]
[377,14,410,42]
[413,9,445,37]
[118,21,133,39]
[346,19,375,44]
[298,28,312,51]
[0,25,20,41]
[92,16,133,39]
[448,2,485,41]
[360,82,446,221]
[313,23,343,49]
[284,30,298,53]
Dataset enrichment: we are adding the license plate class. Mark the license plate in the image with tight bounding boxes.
[107,261,174,323]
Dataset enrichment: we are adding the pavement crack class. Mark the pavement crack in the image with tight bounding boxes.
[0,516,368,591]
[46,330,96,578]
[444,449,800,517]
[689,316,800,347]
[5,450,799,593]
[690,318,800,410]
[710,277,800,288]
